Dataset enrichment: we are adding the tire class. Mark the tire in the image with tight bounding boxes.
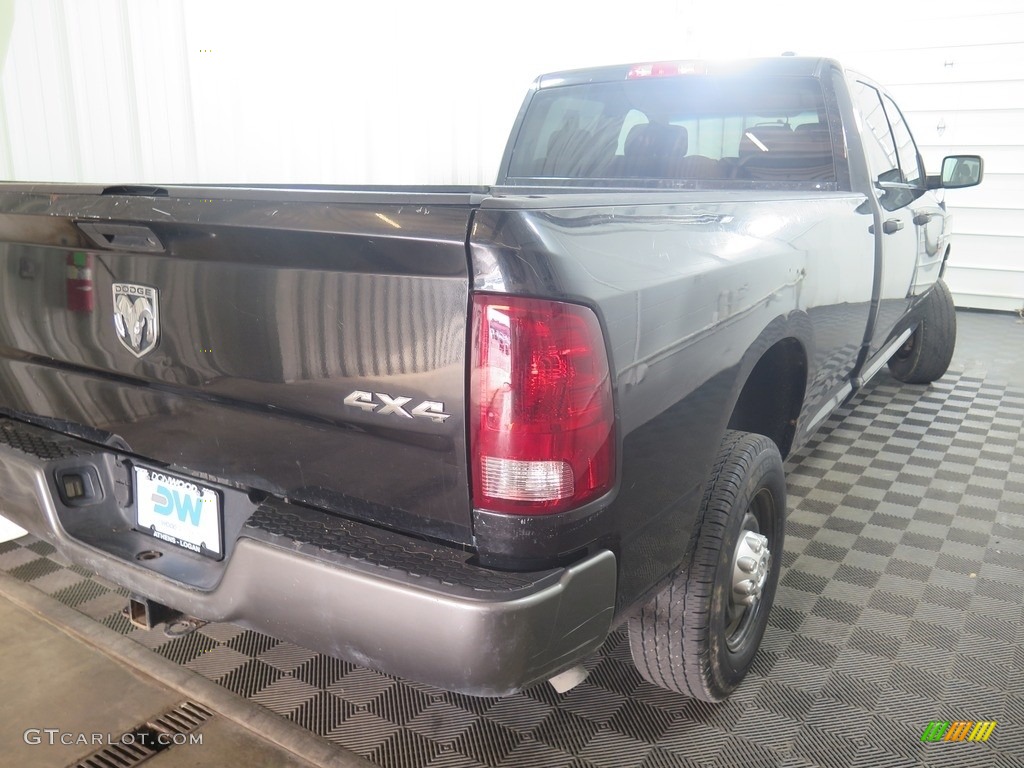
[628,430,785,701]
[887,279,956,384]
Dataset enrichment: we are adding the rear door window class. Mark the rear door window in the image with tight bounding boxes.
[882,94,923,186]
[851,81,900,182]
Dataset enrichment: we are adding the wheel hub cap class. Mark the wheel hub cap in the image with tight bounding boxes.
[732,532,770,608]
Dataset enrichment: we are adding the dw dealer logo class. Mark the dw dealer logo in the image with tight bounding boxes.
[920,720,997,743]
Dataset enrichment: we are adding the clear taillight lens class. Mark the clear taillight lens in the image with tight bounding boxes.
[469,294,615,515]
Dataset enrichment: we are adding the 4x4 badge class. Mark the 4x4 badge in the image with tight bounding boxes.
[112,283,160,358]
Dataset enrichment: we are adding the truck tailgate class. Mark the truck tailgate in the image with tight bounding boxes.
[0,186,478,544]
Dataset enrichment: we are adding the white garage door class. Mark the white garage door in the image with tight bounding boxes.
[840,12,1024,312]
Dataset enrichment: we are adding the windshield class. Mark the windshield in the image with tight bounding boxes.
[506,75,838,189]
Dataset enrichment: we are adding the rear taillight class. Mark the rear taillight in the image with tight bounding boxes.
[469,294,615,515]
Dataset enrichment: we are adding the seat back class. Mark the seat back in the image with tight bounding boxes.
[542,118,594,177]
[738,123,835,182]
[675,154,728,181]
[791,123,836,180]
[621,123,689,178]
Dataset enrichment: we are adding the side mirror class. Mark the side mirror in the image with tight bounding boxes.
[933,155,984,189]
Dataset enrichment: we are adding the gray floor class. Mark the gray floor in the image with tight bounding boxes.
[0,309,1022,768]
[946,309,1024,384]
[0,589,330,768]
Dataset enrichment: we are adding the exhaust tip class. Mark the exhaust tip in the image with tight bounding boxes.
[548,665,589,694]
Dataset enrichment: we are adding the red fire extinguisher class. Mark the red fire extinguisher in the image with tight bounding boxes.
[66,251,94,313]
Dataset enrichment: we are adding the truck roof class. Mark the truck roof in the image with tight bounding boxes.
[536,56,838,89]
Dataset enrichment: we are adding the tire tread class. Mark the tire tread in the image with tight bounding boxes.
[628,430,782,700]
[887,279,957,384]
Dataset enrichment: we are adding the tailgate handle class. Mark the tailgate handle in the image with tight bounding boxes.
[77,222,164,253]
[101,185,168,197]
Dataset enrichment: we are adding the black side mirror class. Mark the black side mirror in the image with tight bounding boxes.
[932,155,984,189]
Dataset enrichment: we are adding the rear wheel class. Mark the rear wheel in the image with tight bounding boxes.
[628,430,785,701]
[887,279,956,384]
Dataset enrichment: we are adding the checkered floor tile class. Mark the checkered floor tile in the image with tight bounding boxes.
[1,310,1022,768]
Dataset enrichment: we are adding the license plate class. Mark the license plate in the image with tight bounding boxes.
[134,466,223,559]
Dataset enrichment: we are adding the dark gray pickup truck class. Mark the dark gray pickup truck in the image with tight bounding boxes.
[0,57,982,699]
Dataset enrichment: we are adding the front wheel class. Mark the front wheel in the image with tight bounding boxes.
[887,278,957,384]
[628,430,785,701]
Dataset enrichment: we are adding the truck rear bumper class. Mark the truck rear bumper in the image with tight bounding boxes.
[0,419,616,696]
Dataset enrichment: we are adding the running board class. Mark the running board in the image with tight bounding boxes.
[805,328,914,434]
[854,328,914,389]
[806,383,854,434]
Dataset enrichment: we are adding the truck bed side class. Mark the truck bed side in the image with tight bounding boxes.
[470,189,873,608]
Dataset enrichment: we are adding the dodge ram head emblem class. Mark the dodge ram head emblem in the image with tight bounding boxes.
[112,283,160,358]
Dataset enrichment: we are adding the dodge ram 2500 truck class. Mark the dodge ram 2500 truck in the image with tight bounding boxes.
[0,57,982,700]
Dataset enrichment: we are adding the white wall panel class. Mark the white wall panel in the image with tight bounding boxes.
[893,81,1024,113]
[835,11,1024,311]
[943,173,1024,208]
[949,208,1024,236]
[900,110,1024,147]
[944,234,1024,279]
[847,11,1024,49]
[0,0,1021,309]
[124,1,198,181]
[945,260,1024,308]
[2,1,81,180]
[859,43,1024,85]
[61,2,142,181]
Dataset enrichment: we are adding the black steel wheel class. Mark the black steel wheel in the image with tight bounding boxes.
[628,430,786,701]
[887,278,957,384]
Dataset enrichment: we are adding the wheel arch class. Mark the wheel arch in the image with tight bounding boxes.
[939,243,952,279]
[726,315,812,459]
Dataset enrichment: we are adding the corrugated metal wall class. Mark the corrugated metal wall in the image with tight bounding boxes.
[1,0,1021,311]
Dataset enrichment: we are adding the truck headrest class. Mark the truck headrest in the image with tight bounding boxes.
[623,123,689,178]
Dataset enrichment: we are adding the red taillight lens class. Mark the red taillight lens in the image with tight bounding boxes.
[470,294,615,515]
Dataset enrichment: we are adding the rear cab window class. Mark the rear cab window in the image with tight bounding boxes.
[506,73,842,190]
